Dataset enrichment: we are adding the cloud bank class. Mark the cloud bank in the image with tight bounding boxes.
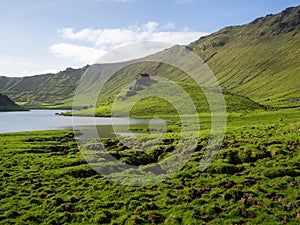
[50,21,208,64]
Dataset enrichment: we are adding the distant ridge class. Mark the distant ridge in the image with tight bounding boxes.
[0,66,88,108]
[0,6,299,109]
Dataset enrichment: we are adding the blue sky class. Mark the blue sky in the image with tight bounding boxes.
[1,0,299,77]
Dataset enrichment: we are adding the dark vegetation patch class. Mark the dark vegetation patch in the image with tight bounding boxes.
[0,93,28,111]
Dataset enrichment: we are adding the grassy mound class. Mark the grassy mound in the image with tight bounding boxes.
[0,93,28,111]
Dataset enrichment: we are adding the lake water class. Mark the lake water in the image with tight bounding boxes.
[0,110,165,137]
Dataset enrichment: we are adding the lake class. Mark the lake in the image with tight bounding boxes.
[0,110,165,137]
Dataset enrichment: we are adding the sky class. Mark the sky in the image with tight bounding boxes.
[0,0,299,77]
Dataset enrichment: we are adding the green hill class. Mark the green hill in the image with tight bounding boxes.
[0,6,299,111]
[0,93,28,111]
[0,66,88,108]
[189,6,300,107]
[70,67,264,118]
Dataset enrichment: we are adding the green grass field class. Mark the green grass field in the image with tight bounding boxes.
[0,108,299,224]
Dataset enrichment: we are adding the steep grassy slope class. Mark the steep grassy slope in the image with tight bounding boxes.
[189,6,300,107]
[0,94,28,111]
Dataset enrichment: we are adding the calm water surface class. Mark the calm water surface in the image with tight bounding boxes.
[0,110,164,136]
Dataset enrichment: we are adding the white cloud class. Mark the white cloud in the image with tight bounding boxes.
[49,43,107,64]
[51,21,209,64]
[99,42,174,63]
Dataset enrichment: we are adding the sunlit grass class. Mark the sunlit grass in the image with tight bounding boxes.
[0,108,299,224]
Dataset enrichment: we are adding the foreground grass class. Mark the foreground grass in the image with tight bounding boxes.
[0,109,299,224]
